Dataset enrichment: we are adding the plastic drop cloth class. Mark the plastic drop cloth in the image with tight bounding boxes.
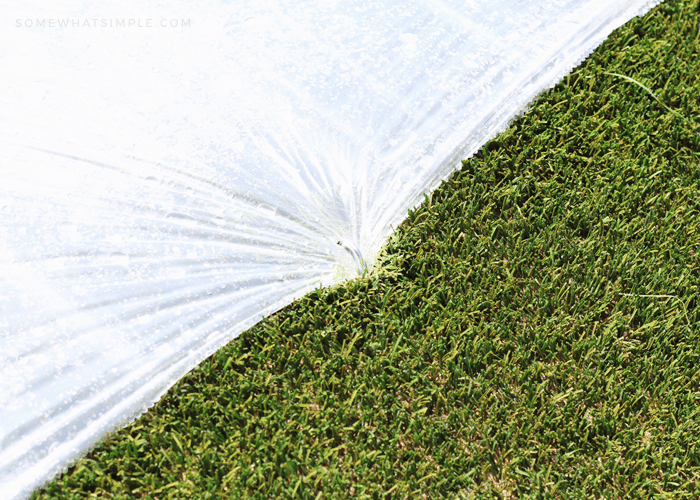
[0,0,661,497]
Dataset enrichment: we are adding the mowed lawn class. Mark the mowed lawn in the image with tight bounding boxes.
[34,0,700,498]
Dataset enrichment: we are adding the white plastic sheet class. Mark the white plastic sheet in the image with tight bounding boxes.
[0,0,661,497]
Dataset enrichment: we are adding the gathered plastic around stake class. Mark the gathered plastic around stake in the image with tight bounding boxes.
[0,0,661,498]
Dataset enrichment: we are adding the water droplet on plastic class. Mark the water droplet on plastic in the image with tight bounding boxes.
[58,221,78,234]
[144,176,159,184]
[87,63,95,71]
[155,343,175,356]
[47,257,65,270]
[207,203,225,215]
[109,252,129,266]
[1,206,9,213]
[257,204,276,218]
[418,155,435,169]
[377,131,417,161]
[399,33,418,54]
[166,213,198,227]
[107,234,123,244]
[212,216,226,226]
[243,16,270,32]
[185,187,194,194]
[167,268,187,278]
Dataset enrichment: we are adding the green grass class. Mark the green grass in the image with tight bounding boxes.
[33,0,700,498]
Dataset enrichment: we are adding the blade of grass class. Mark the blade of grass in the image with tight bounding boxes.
[603,71,687,120]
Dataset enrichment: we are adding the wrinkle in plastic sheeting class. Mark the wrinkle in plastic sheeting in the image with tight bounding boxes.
[0,0,661,498]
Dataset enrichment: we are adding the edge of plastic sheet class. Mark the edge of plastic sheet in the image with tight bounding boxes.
[12,0,663,499]
[4,284,327,500]
[380,0,665,246]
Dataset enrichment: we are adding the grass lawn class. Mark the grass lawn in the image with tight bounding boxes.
[33,0,700,498]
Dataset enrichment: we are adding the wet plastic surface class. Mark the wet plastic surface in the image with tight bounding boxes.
[0,0,660,498]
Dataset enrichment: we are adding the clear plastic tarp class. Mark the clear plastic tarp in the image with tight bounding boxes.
[0,0,660,498]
